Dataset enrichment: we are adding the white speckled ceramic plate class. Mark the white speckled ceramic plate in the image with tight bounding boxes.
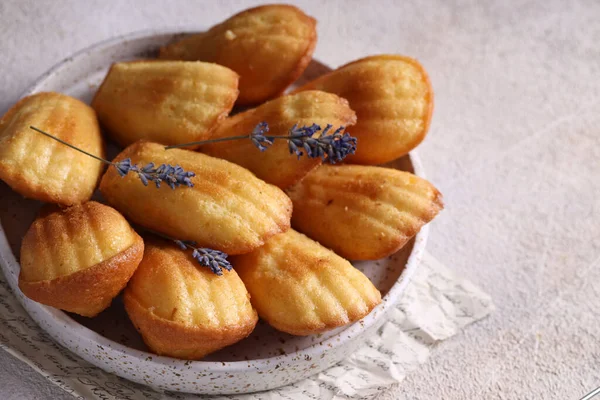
[0,30,429,395]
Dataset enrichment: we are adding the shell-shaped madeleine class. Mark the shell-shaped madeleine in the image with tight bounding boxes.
[201,91,357,189]
[91,61,239,147]
[159,5,316,105]
[124,239,258,359]
[293,55,433,165]
[287,165,443,260]
[0,92,105,205]
[233,229,381,336]
[19,201,144,317]
[99,142,292,255]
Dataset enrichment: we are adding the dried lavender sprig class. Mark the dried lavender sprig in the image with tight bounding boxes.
[165,122,357,163]
[114,159,195,189]
[174,239,232,276]
[284,123,357,164]
[29,126,195,189]
[132,228,232,276]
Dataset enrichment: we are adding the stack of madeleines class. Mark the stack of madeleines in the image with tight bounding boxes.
[0,4,443,360]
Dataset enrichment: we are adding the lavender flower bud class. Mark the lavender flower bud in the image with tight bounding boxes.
[114,158,135,177]
[174,239,233,276]
[250,121,273,152]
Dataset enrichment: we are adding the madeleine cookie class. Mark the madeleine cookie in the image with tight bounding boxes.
[233,229,381,336]
[159,5,316,104]
[124,239,257,359]
[287,165,443,260]
[19,202,143,317]
[0,92,105,206]
[99,141,292,255]
[293,55,433,164]
[92,61,239,147]
[201,90,357,189]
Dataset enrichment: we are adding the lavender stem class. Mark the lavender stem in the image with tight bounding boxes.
[164,134,252,149]
[29,126,113,165]
[164,134,310,150]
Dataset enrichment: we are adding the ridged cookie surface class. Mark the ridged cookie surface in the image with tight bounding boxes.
[201,90,357,189]
[287,165,443,260]
[233,229,381,335]
[100,142,292,255]
[293,55,433,164]
[124,239,258,359]
[0,92,104,205]
[92,61,239,147]
[19,201,143,317]
[159,4,316,104]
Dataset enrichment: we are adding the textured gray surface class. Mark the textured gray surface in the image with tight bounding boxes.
[1,0,599,399]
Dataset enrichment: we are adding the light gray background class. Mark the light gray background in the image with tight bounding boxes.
[1,0,599,399]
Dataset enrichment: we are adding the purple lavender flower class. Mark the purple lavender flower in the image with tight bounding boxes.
[283,123,357,164]
[114,158,137,177]
[249,121,272,151]
[325,128,358,164]
[114,159,195,189]
[174,239,232,276]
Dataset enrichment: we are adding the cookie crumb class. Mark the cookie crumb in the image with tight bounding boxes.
[224,30,236,40]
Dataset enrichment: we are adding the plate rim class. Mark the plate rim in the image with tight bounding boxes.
[1,29,429,374]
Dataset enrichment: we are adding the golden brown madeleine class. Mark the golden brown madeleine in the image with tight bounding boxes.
[287,165,443,260]
[201,91,357,189]
[159,5,317,104]
[0,92,104,205]
[91,61,239,147]
[19,202,143,317]
[124,239,257,359]
[293,55,433,164]
[99,141,292,254]
[233,229,381,336]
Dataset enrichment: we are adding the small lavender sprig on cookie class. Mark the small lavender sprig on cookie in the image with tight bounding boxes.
[166,122,358,164]
[29,126,195,189]
[284,123,357,164]
[174,240,233,276]
[113,159,195,189]
[140,229,233,276]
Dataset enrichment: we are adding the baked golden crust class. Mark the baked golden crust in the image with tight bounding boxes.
[293,55,433,164]
[123,239,258,359]
[233,229,381,335]
[0,92,105,206]
[91,61,239,147]
[159,4,317,104]
[201,90,357,189]
[19,202,144,317]
[99,141,292,255]
[287,165,443,260]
